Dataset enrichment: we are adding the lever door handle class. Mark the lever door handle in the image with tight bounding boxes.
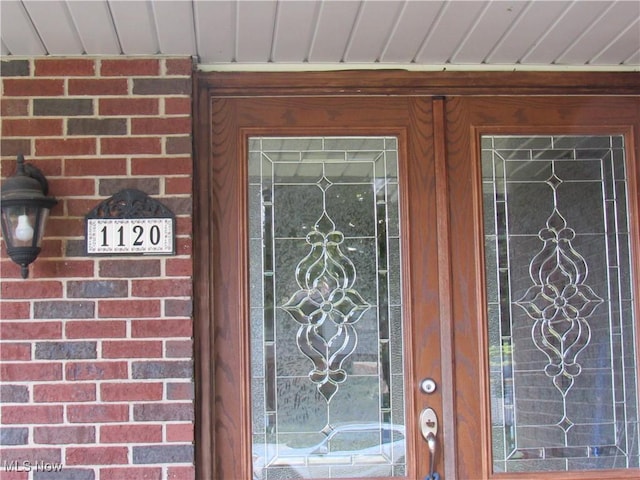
[420,408,440,480]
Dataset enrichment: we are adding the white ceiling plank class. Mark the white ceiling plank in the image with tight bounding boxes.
[194,0,235,63]
[451,1,528,64]
[343,0,403,62]
[271,0,319,63]
[415,0,488,64]
[22,0,83,54]
[307,0,361,63]
[0,0,46,55]
[485,1,571,64]
[66,0,120,55]
[556,1,640,65]
[380,1,445,63]
[591,18,640,65]
[151,0,196,55]
[1,39,10,56]
[236,0,277,62]
[108,0,159,55]
[521,1,611,65]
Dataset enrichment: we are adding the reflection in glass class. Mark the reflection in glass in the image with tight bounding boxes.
[249,137,406,479]
[483,135,639,472]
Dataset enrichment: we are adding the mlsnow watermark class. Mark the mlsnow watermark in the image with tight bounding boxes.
[3,460,64,472]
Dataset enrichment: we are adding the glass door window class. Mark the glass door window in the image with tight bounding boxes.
[249,137,407,479]
[482,135,639,472]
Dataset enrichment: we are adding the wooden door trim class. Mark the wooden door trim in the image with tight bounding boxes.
[196,70,640,97]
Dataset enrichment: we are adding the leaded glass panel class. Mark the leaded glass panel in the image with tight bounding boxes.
[483,135,639,473]
[250,137,406,479]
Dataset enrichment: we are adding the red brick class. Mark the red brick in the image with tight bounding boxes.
[101,59,160,76]
[99,259,161,278]
[0,322,63,340]
[131,319,192,338]
[66,321,127,339]
[1,281,63,299]
[99,97,159,116]
[66,198,102,217]
[164,299,192,318]
[166,136,192,155]
[65,157,128,176]
[1,362,62,381]
[48,217,84,238]
[65,361,128,381]
[165,176,192,195]
[0,470,28,480]
[66,446,128,465]
[39,239,64,257]
[2,118,63,137]
[0,343,31,361]
[1,98,29,116]
[166,423,193,442]
[34,426,96,444]
[176,237,192,255]
[35,58,96,76]
[165,340,193,358]
[1,405,64,424]
[68,78,128,96]
[167,382,194,400]
[2,79,64,96]
[166,258,193,277]
[102,340,163,358]
[164,97,192,115]
[100,137,162,155]
[100,424,162,443]
[31,260,94,278]
[0,302,30,319]
[0,447,61,464]
[131,156,191,175]
[168,466,195,480]
[35,138,96,156]
[100,382,163,402]
[34,383,96,402]
[0,138,31,157]
[132,279,192,297]
[132,117,191,135]
[101,467,162,480]
[67,404,129,423]
[48,178,96,197]
[98,299,161,318]
[165,58,193,76]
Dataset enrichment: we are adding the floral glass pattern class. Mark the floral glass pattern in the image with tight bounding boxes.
[249,137,406,479]
[483,135,639,473]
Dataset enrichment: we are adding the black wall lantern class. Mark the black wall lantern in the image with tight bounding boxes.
[1,155,57,278]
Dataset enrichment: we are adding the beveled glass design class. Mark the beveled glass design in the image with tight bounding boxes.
[249,137,406,479]
[483,135,639,472]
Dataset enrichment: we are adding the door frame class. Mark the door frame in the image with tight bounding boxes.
[193,71,640,480]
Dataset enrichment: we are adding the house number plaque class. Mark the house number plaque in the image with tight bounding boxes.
[85,189,175,256]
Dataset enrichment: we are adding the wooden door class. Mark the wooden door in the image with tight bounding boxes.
[194,72,640,480]
[195,95,452,479]
[446,96,640,479]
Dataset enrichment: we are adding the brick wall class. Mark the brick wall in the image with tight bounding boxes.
[0,57,195,480]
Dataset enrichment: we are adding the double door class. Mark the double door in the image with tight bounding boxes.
[194,89,639,479]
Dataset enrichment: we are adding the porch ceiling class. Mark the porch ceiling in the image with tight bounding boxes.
[1,0,639,70]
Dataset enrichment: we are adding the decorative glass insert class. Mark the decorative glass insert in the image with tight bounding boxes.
[249,137,406,479]
[483,135,639,472]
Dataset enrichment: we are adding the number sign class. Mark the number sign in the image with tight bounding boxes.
[85,189,175,256]
[87,218,173,254]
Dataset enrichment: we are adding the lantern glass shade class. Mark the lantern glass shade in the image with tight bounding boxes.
[1,204,49,248]
[0,155,57,278]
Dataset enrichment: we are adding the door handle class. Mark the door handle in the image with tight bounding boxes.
[420,408,440,480]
